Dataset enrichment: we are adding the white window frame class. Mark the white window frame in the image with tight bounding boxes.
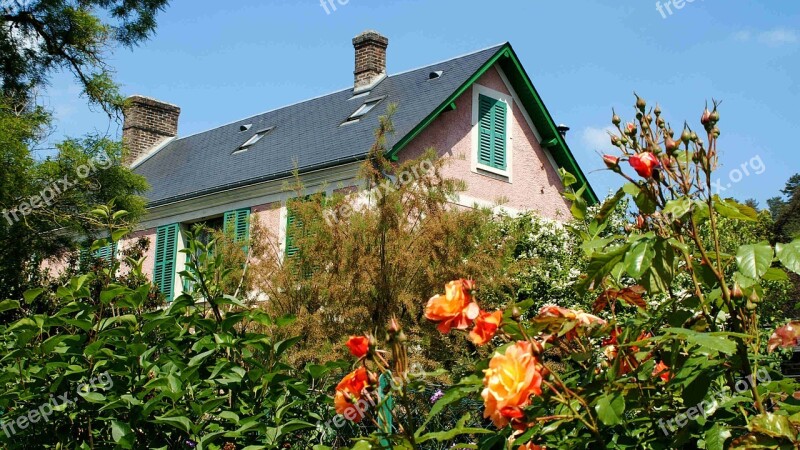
[471,84,514,182]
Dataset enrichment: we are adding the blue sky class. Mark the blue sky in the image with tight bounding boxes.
[43,0,799,205]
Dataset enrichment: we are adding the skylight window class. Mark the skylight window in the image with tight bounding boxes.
[342,97,385,125]
[233,127,274,154]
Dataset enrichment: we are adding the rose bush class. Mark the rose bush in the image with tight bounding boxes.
[324,97,800,449]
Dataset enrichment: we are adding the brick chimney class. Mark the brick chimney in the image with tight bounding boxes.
[353,30,388,93]
[122,95,180,166]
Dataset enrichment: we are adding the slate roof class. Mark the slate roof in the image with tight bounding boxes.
[134,44,506,206]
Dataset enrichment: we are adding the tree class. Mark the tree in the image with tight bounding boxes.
[1,0,169,111]
[0,0,166,302]
[0,113,149,303]
[768,173,800,242]
[249,109,516,368]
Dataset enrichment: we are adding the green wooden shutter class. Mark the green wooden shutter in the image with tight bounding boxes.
[93,242,117,262]
[285,195,325,260]
[477,94,507,170]
[153,223,179,301]
[285,201,300,258]
[224,208,251,245]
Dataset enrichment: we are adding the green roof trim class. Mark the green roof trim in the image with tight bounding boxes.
[387,43,598,205]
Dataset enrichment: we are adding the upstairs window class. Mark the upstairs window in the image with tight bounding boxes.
[477,94,508,171]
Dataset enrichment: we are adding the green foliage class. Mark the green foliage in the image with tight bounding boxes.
[0,206,321,449]
[0,127,149,304]
[1,0,169,111]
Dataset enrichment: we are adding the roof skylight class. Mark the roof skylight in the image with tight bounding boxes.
[233,127,274,154]
[342,97,385,125]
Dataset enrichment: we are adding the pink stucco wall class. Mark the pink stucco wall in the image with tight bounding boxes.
[122,228,157,280]
[252,201,283,256]
[399,65,572,219]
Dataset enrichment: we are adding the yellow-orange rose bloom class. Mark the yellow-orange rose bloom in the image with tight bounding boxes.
[425,279,480,333]
[482,341,544,428]
[334,367,371,422]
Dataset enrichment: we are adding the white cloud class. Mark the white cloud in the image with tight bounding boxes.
[733,28,798,46]
[758,28,798,46]
[581,126,616,153]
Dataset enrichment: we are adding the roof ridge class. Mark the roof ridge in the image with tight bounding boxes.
[173,42,508,142]
[389,42,506,77]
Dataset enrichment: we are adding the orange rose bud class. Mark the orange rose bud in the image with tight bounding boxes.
[602,154,621,172]
[482,341,544,429]
[469,310,503,346]
[334,367,371,422]
[425,279,481,334]
[346,335,370,358]
[629,152,660,178]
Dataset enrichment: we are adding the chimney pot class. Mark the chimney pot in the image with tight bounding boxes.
[352,30,388,92]
[122,95,180,166]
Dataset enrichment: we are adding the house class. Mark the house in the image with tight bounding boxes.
[119,30,597,301]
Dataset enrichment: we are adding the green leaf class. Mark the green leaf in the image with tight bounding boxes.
[79,391,106,403]
[275,336,302,359]
[763,267,790,282]
[188,349,215,367]
[153,415,193,434]
[663,328,738,355]
[736,242,774,279]
[595,393,625,426]
[704,423,731,450]
[111,420,134,449]
[23,288,45,304]
[577,244,630,292]
[111,229,128,242]
[560,169,578,187]
[0,300,20,314]
[714,196,758,221]
[776,240,800,275]
[663,197,692,220]
[596,188,625,223]
[624,240,654,279]
[749,413,796,441]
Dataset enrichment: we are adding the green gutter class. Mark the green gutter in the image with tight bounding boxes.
[387,44,598,205]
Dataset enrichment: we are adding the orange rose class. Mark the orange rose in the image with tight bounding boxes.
[469,310,503,346]
[653,360,672,383]
[425,279,480,333]
[482,341,544,428]
[334,367,371,422]
[629,152,660,178]
[346,335,370,358]
[768,321,800,352]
